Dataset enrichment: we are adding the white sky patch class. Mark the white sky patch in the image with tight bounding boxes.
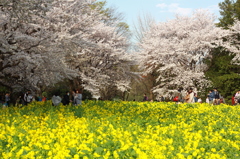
[205,5,220,22]
[205,5,219,14]
[156,3,167,9]
[156,3,192,16]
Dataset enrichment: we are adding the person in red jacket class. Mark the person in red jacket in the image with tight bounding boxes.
[232,94,236,105]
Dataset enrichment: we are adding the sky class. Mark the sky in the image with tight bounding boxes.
[102,0,224,30]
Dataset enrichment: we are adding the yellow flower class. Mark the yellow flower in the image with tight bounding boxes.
[176,153,185,159]
[104,151,111,159]
[48,151,53,156]
[200,147,205,152]
[120,143,130,151]
[2,152,12,159]
[113,150,119,158]
[16,149,24,158]
[74,154,80,159]
[93,152,101,158]
[211,148,216,152]
[25,151,35,159]
[83,156,88,159]
[192,151,198,157]
[187,155,193,159]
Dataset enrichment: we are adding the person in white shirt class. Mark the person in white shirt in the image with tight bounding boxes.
[198,98,202,103]
[235,91,240,104]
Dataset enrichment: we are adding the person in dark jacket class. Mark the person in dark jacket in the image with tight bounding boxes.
[213,88,220,105]
[62,91,70,106]
[143,94,148,101]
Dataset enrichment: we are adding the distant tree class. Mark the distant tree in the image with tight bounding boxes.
[225,21,240,63]
[133,12,155,43]
[90,1,130,37]
[216,0,240,62]
[136,10,231,97]
[205,48,240,103]
[217,0,238,29]
[126,13,157,100]
[216,0,240,63]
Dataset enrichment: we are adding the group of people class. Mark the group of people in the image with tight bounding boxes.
[0,89,83,107]
[51,90,82,106]
[205,88,225,105]
[171,88,223,105]
[1,90,36,107]
[1,88,239,106]
[180,88,203,104]
[172,88,239,105]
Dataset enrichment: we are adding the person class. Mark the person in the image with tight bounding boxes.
[37,96,42,101]
[161,96,165,102]
[197,98,202,103]
[71,90,76,105]
[143,94,148,101]
[51,93,62,106]
[219,97,225,104]
[24,90,32,105]
[185,88,195,103]
[173,95,179,102]
[174,89,183,103]
[184,91,190,103]
[5,93,10,106]
[193,93,198,103]
[42,96,47,102]
[179,91,184,103]
[27,92,33,104]
[213,88,220,105]
[206,96,209,103]
[62,91,70,106]
[232,94,236,105]
[74,90,82,105]
[235,91,240,105]
[207,90,214,104]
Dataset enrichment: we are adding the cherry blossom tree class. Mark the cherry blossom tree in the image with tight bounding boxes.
[226,21,240,63]
[0,0,75,92]
[0,0,134,98]
[136,10,231,98]
[42,0,134,99]
[48,1,133,98]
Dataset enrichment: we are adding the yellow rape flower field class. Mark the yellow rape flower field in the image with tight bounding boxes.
[0,101,240,159]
